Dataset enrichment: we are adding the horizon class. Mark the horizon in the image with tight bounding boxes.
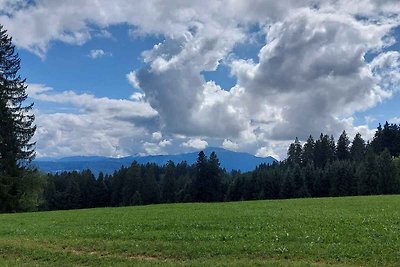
[35,146,277,161]
[1,1,400,160]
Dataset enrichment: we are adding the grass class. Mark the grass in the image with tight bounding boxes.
[0,195,399,266]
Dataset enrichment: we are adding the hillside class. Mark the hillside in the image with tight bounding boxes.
[34,147,276,174]
[0,195,399,266]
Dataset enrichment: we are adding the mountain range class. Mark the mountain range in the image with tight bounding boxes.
[33,147,276,175]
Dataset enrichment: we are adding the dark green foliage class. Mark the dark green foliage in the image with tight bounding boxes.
[302,135,315,166]
[336,131,350,161]
[327,161,356,196]
[0,25,42,212]
[142,163,160,204]
[207,152,222,201]
[192,151,222,202]
[161,160,176,203]
[122,163,142,206]
[357,148,379,195]
[0,25,36,176]
[33,122,400,211]
[314,134,336,168]
[350,133,366,162]
[280,171,295,198]
[371,122,400,157]
[0,175,17,212]
[287,137,302,166]
[131,191,143,206]
[377,149,399,194]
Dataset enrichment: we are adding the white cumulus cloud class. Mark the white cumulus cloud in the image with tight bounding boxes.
[182,138,208,150]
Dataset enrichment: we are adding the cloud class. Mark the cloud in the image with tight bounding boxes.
[27,84,159,157]
[88,49,111,59]
[95,29,112,39]
[2,1,400,159]
[389,117,400,124]
[152,131,162,141]
[222,139,238,151]
[231,9,395,140]
[182,138,208,150]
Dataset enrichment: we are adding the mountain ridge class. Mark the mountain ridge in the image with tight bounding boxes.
[34,147,277,175]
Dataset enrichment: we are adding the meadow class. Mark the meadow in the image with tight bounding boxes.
[0,195,399,266]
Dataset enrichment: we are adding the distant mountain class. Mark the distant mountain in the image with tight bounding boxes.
[33,147,277,175]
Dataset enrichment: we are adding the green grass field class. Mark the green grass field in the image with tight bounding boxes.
[0,195,399,266]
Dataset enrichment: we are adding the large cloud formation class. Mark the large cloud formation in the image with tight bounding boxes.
[2,0,400,158]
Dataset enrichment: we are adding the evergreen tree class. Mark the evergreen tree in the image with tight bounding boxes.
[377,149,399,194]
[327,161,355,196]
[280,171,295,198]
[94,172,110,207]
[302,135,315,166]
[336,131,350,161]
[291,164,309,198]
[131,191,143,206]
[287,137,302,166]
[314,168,330,197]
[0,25,37,212]
[193,151,208,201]
[142,163,160,204]
[371,122,400,157]
[314,134,335,168]
[350,133,365,162]
[122,163,142,206]
[303,163,316,196]
[0,25,36,176]
[208,151,222,201]
[357,148,379,195]
[161,160,176,203]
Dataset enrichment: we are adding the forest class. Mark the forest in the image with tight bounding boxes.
[39,122,400,211]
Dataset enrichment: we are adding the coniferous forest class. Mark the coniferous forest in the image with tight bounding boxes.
[40,123,400,211]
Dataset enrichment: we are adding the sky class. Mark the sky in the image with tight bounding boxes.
[1,0,400,160]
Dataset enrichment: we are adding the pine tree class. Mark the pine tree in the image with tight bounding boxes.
[314,134,335,168]
[0,25,36,176]
[336,131,350,161]
[302,135,315,167]
[291,164,309,198]
[193,151,208,201]
[287,137,302,166]
[208,151,222,201]
[131,191,143,206]
[161,160,176,203]
[357,148,379,195]
[142,163,160,204]
[280,171,295,199]
[350,133,365,162]
[122,163,142,206]
[0,25,37,212]
[377,149,399,194]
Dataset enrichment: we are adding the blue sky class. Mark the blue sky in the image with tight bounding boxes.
[1,0,400,159]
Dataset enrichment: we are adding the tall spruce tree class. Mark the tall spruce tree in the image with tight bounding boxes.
[302,135,315,167]
[193,151,208,201]
[287,137,302,166]
[0,25,37,212]
[161,160,176,203]
[0,25,36,176]
[336,131,350,161]
[377,149,399,194]
[208,151,222,201]
[350,133,365,162]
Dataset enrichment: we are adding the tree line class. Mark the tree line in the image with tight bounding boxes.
[40,123,400,211]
